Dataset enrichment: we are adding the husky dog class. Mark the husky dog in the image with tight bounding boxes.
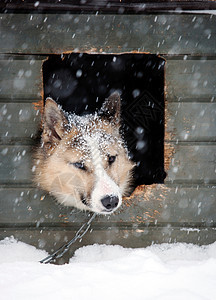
[34,92,134,214]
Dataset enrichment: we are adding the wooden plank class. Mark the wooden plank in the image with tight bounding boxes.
[1,1,216,14]
[0,145,32,184]
[0,226,215,264]
[0,103,41,140]
[165,144,216,183]
[166,59,216,101]
[117,185,216,225]
[166,103,216,141]
[0,57,45,99]
[1,144,215,183]
[0,185,215,225]
[0,188,79,225]
[0,14,215,55]
[2,102,215,142]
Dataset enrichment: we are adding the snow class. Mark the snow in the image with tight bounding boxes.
[164,10,216,16]
[182,10,216,15]
[0,237,216,300]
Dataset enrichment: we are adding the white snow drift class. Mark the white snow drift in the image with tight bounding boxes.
[0,237,216,300]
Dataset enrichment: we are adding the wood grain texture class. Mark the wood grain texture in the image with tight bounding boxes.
[166,103,216,141]
[166,59,216,101]
[0,102,41,140]
[0,185,215,225]
[1,1,216,14]
[0,56,45,99]
[0,14,215,55]
[0,145,33,184]
[165,144,216,183]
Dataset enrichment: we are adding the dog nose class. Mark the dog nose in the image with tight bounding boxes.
[101,195,119,210]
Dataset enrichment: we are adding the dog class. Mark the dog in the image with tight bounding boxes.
[34,92,134,214]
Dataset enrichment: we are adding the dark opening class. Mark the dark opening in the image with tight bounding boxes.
[43,53,166,188]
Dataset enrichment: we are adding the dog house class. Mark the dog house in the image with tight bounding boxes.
[0,1,216,263]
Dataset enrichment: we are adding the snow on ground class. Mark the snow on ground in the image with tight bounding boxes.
[0,237,216,300]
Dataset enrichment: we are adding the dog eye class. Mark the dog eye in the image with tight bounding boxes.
[71,162,87,171]
[108,155,116,165]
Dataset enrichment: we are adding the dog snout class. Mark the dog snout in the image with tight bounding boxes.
[101,195,119,211]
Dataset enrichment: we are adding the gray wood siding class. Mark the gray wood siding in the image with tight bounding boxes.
[166,59,216,101]
[0,186,215,225]
[0,14,215,55]
[0,14,215,257]
[166,103,216,141]
[0,103,41,140]
[0,56,45,100]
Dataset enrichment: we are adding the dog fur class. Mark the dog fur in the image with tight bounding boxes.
[34,93,134,214]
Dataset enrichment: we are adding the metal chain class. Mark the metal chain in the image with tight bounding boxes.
[40,212,97,264]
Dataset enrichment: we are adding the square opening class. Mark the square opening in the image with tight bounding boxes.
[43,53,166,189]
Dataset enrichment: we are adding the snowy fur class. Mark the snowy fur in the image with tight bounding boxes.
[34,93,134,214]
[86,136,122,213]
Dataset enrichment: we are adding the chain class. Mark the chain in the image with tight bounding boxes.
[40,212,97,264]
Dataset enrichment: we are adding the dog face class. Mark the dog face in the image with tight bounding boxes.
[34,93,134,214]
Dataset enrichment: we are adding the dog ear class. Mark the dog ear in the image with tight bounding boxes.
[99,92,121,125]
[42,98,68,146]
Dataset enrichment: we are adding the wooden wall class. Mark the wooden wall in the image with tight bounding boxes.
[0,13,215,263]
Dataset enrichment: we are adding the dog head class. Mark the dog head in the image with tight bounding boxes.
[34,93,134,214]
